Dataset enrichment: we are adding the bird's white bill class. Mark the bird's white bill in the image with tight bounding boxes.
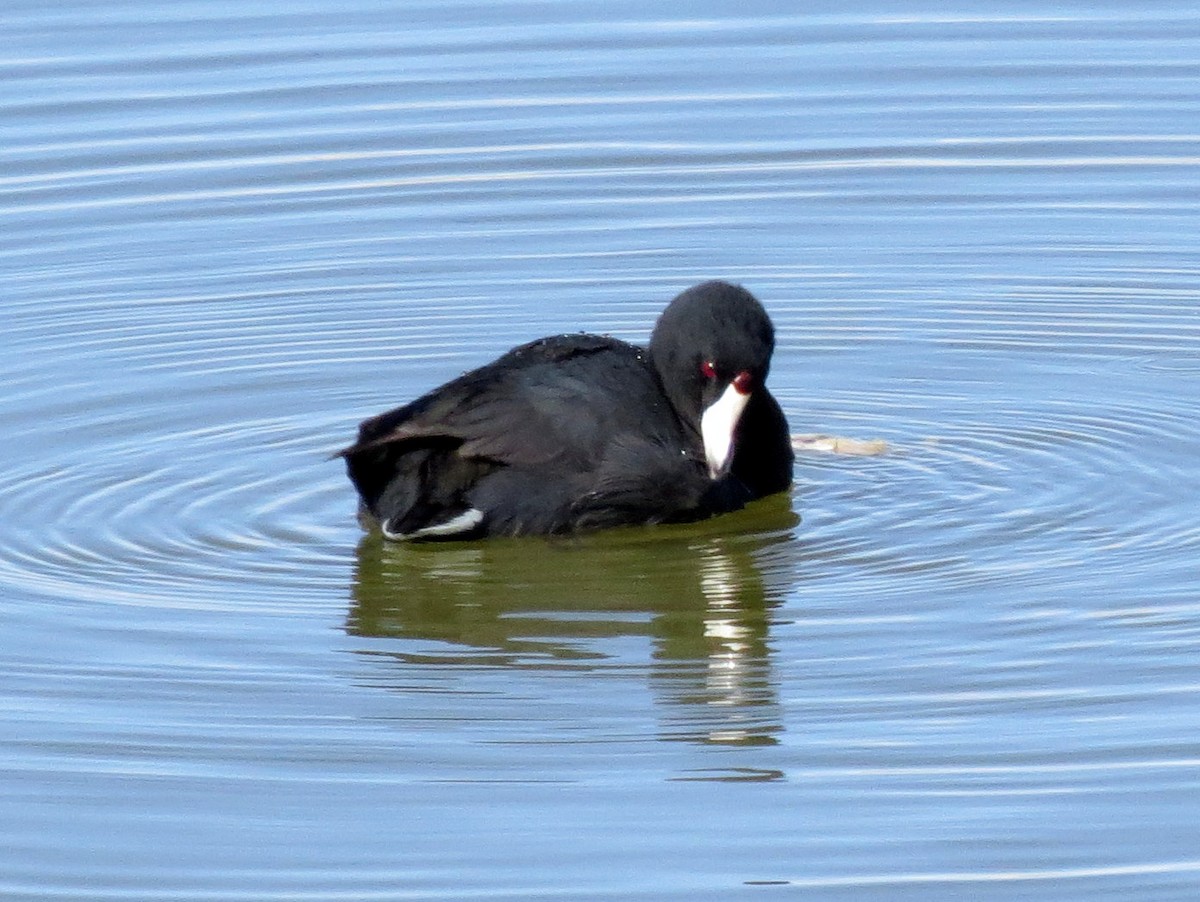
[701,382,751,478]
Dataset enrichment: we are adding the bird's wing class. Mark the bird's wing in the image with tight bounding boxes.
[340,335,653,469]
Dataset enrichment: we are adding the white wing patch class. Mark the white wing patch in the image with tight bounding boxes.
[381,508,485,541]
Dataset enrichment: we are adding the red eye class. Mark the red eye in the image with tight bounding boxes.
[700,360,717,380]
[732,370,754,395]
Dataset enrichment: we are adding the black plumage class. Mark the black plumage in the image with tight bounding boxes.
[339,281,793,540]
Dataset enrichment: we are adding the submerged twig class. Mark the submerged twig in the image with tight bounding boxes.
[791,433,889,456]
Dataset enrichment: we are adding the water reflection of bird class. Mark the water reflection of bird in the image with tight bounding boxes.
[338,281,793,540]
[347,498,799,747]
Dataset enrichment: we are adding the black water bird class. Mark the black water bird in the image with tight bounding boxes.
[339,280,793,540]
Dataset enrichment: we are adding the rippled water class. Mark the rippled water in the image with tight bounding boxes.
[4,3,1200,900]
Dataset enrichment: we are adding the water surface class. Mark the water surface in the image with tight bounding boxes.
[3,3,1200,900]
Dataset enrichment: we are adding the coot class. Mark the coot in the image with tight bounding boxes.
[340,280,793,540]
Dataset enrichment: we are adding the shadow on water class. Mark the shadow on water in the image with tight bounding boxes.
[347,493,800,746]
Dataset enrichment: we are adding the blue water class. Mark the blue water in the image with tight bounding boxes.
[3,3,1200,900]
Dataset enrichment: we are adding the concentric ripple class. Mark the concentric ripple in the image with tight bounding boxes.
[791,381,1200,600]
[0,410,349,611]
[4,281,1198,626]
[4,3,1200,900]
